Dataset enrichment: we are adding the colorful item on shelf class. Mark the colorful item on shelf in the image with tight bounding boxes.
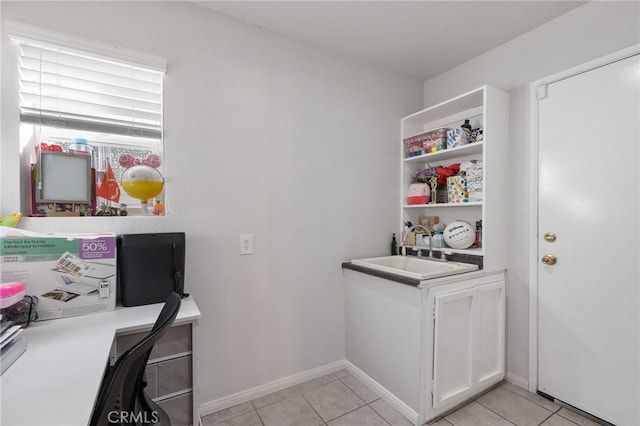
[437,164,460,185]
[403,128,449,158]
[403,135,425,157]
[411,166,438,183]
[443,220,475,249]
[447,175,468,203]
[423,128,448,153]
[471,128,483,142]
[407,183,430,205]
[447,127,471,149]
[119,154,165,215]
[36,142,62,153]
[152,200,165,216]
[96,163,121,203]
[461,161,483,202]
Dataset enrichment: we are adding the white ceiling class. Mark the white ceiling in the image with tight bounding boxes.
[196,1,585,81]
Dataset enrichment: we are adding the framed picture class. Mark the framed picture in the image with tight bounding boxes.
[36,151,92,204]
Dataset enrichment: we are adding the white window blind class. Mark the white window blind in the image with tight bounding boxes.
[16,39,164,139]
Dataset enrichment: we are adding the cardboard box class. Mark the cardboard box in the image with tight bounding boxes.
[1,228,116,320]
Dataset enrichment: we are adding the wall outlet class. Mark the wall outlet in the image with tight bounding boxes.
[240,234,253,255]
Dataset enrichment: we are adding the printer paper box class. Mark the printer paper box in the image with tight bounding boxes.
[1,230,116,320]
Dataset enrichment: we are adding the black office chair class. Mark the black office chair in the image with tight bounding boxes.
[90,292,182,426]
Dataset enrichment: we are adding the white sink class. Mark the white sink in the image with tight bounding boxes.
[351,255,478,280]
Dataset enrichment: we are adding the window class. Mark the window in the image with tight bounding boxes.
[9,24,166,217]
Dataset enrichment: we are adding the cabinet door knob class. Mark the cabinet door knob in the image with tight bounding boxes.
[543,232,557,242]
[541,254,557,265]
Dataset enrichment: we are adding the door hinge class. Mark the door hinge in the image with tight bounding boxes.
[537,84,548,100]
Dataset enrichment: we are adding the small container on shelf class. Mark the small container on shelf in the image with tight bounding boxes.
[407,183,430,205]
[447,175,469,203]
[423,128,448,153]
[403,135,424,158]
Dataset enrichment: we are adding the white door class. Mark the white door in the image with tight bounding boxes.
[537,53,639,425]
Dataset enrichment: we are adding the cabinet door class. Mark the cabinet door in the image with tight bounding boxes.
[475,281,505,387]
[432,287,475,409]
[431,279,505,412]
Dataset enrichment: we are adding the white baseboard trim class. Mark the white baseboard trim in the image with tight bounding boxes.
[199,360,345,418]
[506,372,529,390]
[343,360,419,425]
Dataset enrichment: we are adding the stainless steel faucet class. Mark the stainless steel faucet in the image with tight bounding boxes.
[401,224,447,262]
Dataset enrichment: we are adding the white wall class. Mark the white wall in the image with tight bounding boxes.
[422,1,640,385]
[0,1,423,408]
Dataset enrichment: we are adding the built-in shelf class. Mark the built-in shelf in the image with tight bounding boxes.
[404,245,484,256]
[401,85,509,271]
[403,141,484,164]
[403,202,483,208]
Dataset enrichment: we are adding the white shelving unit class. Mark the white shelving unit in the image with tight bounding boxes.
[401,86,509,271]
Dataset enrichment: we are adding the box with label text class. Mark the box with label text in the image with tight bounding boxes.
[1,230,116,320]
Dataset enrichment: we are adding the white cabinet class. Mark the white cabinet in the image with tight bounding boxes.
[401,86,509,271]
[343,269,505,425]
[429,278,505,413]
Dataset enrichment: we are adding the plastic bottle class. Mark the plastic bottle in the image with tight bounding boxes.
[461,119,472,131]
[391,233,398,256]
[432,230,445,249]
[68,137,93,156]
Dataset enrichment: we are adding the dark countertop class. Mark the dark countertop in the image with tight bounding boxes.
[341,252,483,287]
[341,261,421,286]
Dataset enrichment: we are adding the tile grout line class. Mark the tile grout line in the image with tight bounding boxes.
[472,398,520,426]
[299,387,336,424]
[500,383,562,414]
[536,409,581,426]
[336,375,402,425]
[254,407,266,426]
[367,401,395,426]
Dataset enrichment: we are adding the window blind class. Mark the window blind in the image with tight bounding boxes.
[16,40,163,139]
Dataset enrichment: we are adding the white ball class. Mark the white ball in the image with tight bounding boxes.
[443,221,475,249]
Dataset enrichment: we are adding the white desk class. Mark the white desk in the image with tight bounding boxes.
[0,297,200,426]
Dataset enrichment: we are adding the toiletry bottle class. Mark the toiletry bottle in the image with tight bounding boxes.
[475,220,483,248]
[461,119,472,131]
[432,230,444,249]
[391,233,398,255]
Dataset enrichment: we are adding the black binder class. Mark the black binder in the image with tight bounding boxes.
[117,232,187,307]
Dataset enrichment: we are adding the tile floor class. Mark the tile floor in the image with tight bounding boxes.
[202,370,604,426]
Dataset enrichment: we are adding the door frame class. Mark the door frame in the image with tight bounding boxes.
[527,44,640,393]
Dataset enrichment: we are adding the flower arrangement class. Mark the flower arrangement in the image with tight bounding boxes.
[412,164,461,186]
[411,166,438,183]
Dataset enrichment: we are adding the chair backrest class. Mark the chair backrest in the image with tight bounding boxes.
[90,292,182,426]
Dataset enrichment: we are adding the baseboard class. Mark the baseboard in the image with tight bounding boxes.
[343,360,419,425]
[506,372,529,390]
[199,360,345,417]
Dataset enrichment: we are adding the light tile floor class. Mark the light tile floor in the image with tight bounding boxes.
[202,370,604,426]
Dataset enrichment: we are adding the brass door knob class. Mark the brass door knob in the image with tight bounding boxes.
[541,254,557,265]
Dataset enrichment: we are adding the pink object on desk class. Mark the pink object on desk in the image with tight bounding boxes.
[0,282,26,308]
